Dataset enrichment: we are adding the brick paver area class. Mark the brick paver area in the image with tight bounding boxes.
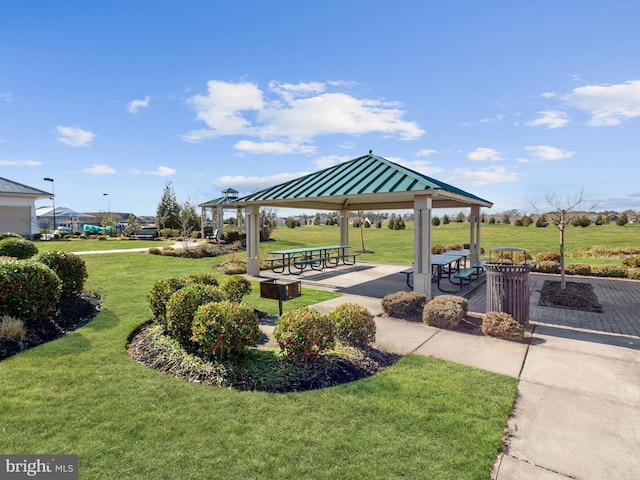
[467,273,640,338]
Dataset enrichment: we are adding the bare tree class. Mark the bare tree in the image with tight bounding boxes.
[353,210,374,253]
[532,190,595,289]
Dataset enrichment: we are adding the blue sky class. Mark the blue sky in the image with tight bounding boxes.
[1,1,639,217]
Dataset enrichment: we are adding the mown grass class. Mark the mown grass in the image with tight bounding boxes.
[261,222,639,266]
[34,237,172,252]
[0,251,518,479]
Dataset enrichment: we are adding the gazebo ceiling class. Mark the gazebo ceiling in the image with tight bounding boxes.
[236,153,493,211]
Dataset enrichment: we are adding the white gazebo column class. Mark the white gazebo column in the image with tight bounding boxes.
[469,205,481,266]
[339,209,349,248]
[413,196,432,298]
[216,206,224,233]
[245,204,261,276]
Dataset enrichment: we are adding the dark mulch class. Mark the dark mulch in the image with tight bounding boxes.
[539,280,603,312]
[0,292,102,361]
[128,322,401,393]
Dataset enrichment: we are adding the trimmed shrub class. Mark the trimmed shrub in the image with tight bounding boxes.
[220,275,252,303]
[148,277,189,325]
[595,265,628,278]
[185,272,219,286]
[158,228,179,238]
[565,263,592,276]
[165,283,225,344]
[627,268,640,280]
[431,244,447,254]
[148,247,162,255]
[536,260,560,274]
[191,301,260,359]
[0,237,38,259]
[422,298,464,329]
[381,291,427,321]
[430,294,469,316]
[0,232,23,240]
[445,244,464,252]
[622,256,640,268]
[482,312,524,341]
[536,252,560,263]
[273,307,335,362]
[161,246,176,256]
[35,251,88,297]
[0,259,61,322]
[328,303,376,347]
[512,251,533,263]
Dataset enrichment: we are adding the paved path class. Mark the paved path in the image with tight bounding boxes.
[285,263,640,480]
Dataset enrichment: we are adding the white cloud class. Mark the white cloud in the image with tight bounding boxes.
[527,110,569,129]
[541,92,556,99]
[56,126,96,147]
[566,80,640,126]
[313,155,351,169]
[82,164,116,175]
[525,145,575,161]
[399,159,443,176]
[449,166,521,186]
[0,93,11,101]
[234,140,316,154]
[416,148,438,157]
[213,172,311,191]
[467,147,503,162]
[130,166,176,176]
[127,95,150,113]
[183,80,425,147]
[0,158,41,167]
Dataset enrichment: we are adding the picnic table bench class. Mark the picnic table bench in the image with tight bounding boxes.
[400,251,485,292]
[267,245,357,274]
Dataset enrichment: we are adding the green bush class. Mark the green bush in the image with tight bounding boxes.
[191,301,260,359]
[149,277,189,326]
[220,275,252,303]
[536,260,560,273]
[0,259,61,322]
[627,268,640,280]
[35,251,88,297]
[565,263,592,276]
[482,312,524,341]
[185,272,219,286]
[536,252,560,263]
[595,265,628,278]
[422,298,465,329]
[158,228,179,238]
[0,237,38,259]
[445,244,464,252]
[0,232,23,241]
[165,283,225,344]
[381,291,427,321]
[622,256,640,268]
[273,307,335,362]
[328,303,376,347]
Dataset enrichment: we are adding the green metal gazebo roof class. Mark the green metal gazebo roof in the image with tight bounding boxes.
[236,153,492,210]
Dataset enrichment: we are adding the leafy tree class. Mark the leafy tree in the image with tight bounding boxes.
[594,214,606,225]
[124,214,141,236]
[616,213,629,226]
[535,215,548,227]
[520,215,533,227]
[455,211,465,223]
[442,214,450,225]
[432,216,441,226]
[156,181,181,230]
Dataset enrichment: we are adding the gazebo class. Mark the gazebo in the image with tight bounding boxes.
[198,188,244,239]
[234,152,492,298]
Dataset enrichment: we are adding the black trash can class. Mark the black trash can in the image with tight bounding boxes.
[485,248,534,326]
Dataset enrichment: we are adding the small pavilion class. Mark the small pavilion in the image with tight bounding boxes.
[234,152,492,298]
[199,188,244,238]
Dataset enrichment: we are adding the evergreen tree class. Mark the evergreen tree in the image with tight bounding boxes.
[156,181,181,229]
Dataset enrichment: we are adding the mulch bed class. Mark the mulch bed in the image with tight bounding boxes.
[538,280,603,313]
[0,292,102,361]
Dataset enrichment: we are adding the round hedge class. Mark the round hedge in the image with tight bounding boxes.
[328,303,376,347]
[191,301,260,359]
[0,259,61,322]
[0,237,38,259]
[35,250,88,297]
[165,283,225,344]
[220,275,252,303]
[274,307,335,362]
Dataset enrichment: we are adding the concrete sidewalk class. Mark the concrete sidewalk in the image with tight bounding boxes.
[294,263,640,480]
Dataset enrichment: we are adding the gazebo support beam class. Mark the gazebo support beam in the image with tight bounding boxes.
[413,196,432,298]
[246,204,261,276]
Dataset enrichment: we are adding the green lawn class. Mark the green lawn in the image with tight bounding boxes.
[262,222,639,265]
[34,237,172,252]
[0,252,518,479]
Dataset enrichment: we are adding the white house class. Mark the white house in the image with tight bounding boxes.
[0,177,52,237]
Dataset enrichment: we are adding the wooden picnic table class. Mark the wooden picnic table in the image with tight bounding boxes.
[266,245,358,275]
